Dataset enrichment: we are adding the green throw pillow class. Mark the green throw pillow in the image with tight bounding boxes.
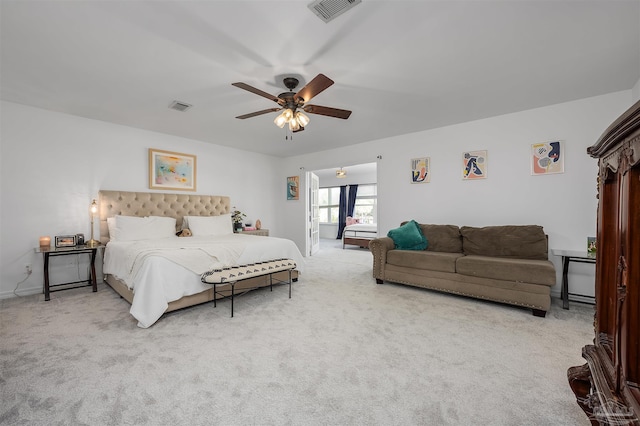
[387,220,428,250]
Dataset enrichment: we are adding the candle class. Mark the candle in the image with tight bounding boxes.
[39,236,51,249]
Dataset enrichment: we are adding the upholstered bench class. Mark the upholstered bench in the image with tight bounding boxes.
[201,259,297,317]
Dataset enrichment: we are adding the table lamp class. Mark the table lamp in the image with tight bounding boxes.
[87,199,100,247]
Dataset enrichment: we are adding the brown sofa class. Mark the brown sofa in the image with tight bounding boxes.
[369,224,556,317]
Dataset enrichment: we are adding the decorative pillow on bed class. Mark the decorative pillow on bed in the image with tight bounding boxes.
[387,220,428,250]
[112,215,177,241]
[185,214,233,236]
[346,216,360,226]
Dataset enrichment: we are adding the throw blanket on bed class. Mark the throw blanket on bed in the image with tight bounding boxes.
[122,237,246,277]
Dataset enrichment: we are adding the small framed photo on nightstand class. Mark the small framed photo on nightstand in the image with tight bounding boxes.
[55,235,77,248]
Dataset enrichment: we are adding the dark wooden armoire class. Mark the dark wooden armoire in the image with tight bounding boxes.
[568,100,640,425]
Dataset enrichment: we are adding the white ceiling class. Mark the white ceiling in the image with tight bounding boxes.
[1,1,638,158]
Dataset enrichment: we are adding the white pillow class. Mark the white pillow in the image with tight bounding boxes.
[113,215,177,241]
[107,217,117,241]
[185,214,233,236]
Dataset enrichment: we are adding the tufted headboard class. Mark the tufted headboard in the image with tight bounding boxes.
[98,190,230,244]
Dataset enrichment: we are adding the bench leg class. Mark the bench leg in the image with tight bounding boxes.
[231,282,234,318]
[208,267,296,317]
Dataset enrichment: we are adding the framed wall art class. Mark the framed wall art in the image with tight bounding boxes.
[462,150,487,180]
[149,148,196,191]
[411,157,430,183]
[531,140,564,175]
[287,176,299,200]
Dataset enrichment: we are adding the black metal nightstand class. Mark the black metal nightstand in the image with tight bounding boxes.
[35,244,103,301]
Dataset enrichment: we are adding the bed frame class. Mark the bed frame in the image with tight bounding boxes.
[342,227,377,249]
[98,190,297,314]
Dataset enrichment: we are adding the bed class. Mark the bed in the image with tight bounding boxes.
[99,190,304,328]
[342,223,378,249]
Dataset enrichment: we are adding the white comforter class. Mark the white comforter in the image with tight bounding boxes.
[103,234,305,328]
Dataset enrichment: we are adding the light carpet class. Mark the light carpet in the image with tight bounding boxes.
[1,239,593,425]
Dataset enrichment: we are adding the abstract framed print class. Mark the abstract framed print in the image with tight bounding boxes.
[287,176,299,200]
[462,150,487,180]
[411,157,430,183]
[531,140,564,175]
[149,148,196,191]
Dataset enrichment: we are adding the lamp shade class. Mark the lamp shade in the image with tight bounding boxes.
[274,113,288,128]
[289,119,300,131]
[295,111,310,127]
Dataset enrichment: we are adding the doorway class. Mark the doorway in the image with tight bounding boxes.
[306,162,377,254]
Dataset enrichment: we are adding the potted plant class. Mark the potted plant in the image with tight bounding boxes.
[232,208,246,232]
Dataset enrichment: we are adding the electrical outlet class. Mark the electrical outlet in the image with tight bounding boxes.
[24,264,32,274]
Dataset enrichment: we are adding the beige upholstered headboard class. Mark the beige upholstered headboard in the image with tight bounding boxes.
[99,190,230,244]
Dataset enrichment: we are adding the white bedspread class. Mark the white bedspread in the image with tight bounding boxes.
[103,234,305,328]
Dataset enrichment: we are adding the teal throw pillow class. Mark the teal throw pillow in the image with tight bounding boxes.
[387,220,428,250]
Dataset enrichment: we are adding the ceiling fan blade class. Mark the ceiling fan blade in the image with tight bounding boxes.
[294,74,334,104]
[235,108,281,119]
[303,104,352,119]
[232,82,283,104]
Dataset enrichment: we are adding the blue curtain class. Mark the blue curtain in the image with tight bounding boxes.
[337,184,358,239]
[336,185,347,239]
[347,184,358,217]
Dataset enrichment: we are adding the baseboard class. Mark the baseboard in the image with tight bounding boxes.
[0,285,42,299]
[551,291,595,306]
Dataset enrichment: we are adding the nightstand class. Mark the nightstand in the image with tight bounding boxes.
[35,244,103,301]
[241,229,269,236]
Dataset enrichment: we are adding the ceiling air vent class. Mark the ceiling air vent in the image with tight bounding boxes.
[308,0,362,23]
[169,100,193,112]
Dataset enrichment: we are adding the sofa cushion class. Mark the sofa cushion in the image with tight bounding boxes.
[456,255,556,286]
[387,250,463,273]
[387,220,428,250]
[418,224,462,253]
[460,225,548,260]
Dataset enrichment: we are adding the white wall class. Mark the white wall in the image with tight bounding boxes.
[280,90,635,299]
[0,101,283,298]
[633,77,640,102]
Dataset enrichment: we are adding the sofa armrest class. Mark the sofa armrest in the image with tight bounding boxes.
[369,237,395,281]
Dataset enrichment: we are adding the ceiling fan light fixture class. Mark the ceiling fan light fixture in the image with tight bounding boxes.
[274,108,294,128]
[274,113,287,128]
[295,111,310,127]
[336,167,346,178]
[233,74,352,135]
[289,118,301,131]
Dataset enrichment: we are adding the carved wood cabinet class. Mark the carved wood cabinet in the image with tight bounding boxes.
[568,100,640,425]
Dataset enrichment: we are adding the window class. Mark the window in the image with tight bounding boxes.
[354,184,377,224]
[319,184,377,224]
[319,187,341,224]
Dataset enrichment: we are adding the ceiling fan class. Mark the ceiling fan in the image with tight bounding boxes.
[232,74,352,133]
